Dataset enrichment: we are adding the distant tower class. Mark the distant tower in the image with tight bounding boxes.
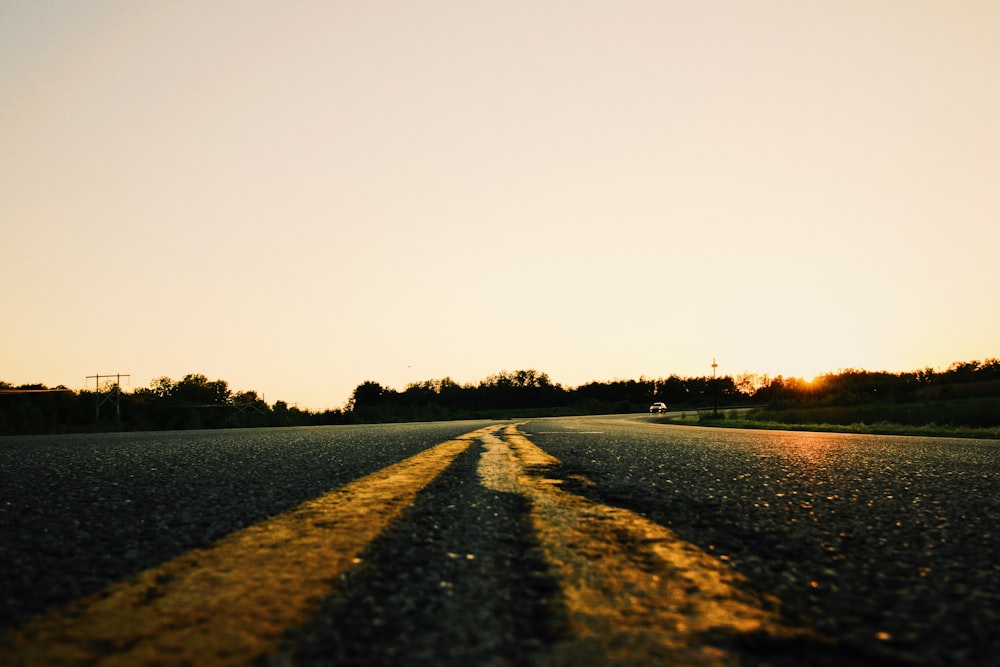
[711,358,719,417]
[87,373,130,422]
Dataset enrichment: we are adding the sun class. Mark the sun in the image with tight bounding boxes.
[791,368,828,383]
[764,359,832,383]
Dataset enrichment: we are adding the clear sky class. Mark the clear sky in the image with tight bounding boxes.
[3,1,998,410]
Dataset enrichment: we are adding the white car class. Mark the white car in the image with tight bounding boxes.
[649,402,667,413]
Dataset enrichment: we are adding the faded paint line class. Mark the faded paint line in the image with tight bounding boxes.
[5,427,493,667]
[476,430,523,494]
[501,425,823,666]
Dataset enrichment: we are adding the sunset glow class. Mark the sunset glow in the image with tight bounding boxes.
[2,2,998,409]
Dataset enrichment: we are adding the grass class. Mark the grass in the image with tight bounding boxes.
[665,410,1000,440]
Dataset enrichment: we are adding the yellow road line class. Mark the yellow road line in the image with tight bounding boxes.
[5,427,492,667]
[501,425,822,666]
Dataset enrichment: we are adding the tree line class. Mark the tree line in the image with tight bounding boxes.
[1,360,998,435]
[747,359,1000,428]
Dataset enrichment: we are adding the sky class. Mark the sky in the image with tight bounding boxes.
[3,1,998,410]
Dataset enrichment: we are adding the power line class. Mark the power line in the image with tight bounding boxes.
[0,388,74,394]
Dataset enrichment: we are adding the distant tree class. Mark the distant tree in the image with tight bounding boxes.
[654,375,688,404]
[475,369,566,409]
[149,376,174,398]
[436,377,467,409]
[349,381,392,411]
[946,360,980,381]
[172,374,230,405]
[734,372,766,397]
[232,389,262,405]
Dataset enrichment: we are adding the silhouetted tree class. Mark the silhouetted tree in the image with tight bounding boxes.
[349,381,394,412]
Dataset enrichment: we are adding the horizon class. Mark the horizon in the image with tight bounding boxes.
[4,2,998,411]
[4,356,995,412]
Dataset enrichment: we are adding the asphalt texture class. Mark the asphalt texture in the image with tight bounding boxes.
[2,416,999,665]
[523,415,1000,666]
[0,421,494,631]
[274,437,564,666]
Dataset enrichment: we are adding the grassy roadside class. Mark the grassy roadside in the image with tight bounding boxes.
[662,411,1000,441]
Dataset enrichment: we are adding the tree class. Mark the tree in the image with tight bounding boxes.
[349,381,391,411]
[172,374,230,405]
[734,372,766,397]
[150,376,174,398]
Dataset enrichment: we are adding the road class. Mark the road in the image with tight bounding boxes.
[1,416,998,665]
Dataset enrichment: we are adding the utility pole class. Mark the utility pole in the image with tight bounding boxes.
[711,358,719,418]
[87,373,130,422]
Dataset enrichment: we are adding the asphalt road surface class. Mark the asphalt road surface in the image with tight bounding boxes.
[1,416,997,666]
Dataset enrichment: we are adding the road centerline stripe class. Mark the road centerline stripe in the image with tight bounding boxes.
[500,425,823,665]
[5,427,493,667]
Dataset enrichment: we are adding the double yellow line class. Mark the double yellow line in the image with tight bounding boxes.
[495,425,819,665]
[5,425,818,666]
